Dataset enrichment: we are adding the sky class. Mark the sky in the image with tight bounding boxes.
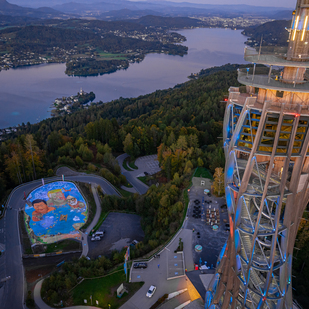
[8,0,295,9]
[135,0,294,8]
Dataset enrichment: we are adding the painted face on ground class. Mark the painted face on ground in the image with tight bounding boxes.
[33,202,48,214]
[66,195,78,206]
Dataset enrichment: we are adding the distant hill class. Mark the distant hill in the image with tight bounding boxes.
[99,9,161,21]
[242,20,290,48]
[127,15,203,29]
[0,14,39,27]
[0,0,71,18]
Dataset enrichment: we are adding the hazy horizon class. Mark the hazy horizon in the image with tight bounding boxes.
[134,0,294,8]
[7,0,294,9]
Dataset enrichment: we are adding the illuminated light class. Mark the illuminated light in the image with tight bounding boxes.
[224,98,228,102]
[263,297,266,301]
[292,16,300,40]
[301,16,308,41]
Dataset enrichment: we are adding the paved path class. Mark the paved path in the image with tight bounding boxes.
[120,185,137,193]
[34,280,98,309]
[0,173,119,309]
[117,153,160,195]
[80,185,102,257]
[121,228,197,309]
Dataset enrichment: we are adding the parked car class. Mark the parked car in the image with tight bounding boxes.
[91,236,101,241]
[133,262,147,269]
[225,223,230,231]
[207,193,211,197]
[146,285,157,298]
[94,230,105,237]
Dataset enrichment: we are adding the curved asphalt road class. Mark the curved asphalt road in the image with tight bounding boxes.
[116,153,149,195]
[0,174,120,309]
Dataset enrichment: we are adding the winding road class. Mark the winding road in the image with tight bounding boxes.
[116,153,158,195]
[0,173,120,309]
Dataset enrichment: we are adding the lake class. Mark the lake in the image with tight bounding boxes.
[0,28,247,129]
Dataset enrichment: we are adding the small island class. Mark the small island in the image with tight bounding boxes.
[51,89,95,117]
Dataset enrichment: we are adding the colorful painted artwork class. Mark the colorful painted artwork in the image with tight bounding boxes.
[24,181,87,244]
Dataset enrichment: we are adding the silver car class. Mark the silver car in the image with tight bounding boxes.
[146,285,156,298]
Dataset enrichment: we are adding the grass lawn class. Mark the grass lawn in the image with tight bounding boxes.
[117,187,134,198]
[123,182,133,188]
[93,211,108,232]
[97,52,127,58]
[137,176,147,185]
[44,239,81,253]
[122,159,132,171]
[19,211,33,254]
[193,167,213,179]
[78,182,97,231]
[128,160,138,170]
[72,270,144,308]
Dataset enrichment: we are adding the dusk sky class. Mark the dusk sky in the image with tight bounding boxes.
[9,0,295,9]
[151,0,294,8]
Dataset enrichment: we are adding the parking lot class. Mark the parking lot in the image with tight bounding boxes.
[88,212,144,258]
[184,186,229,267]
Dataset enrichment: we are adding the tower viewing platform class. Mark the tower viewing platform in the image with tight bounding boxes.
[206,1,309,309]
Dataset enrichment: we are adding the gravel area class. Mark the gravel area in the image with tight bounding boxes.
[88,212,144,258]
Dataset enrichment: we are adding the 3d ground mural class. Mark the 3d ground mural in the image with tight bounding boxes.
[24,181,87,245]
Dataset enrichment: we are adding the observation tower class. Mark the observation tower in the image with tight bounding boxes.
[206,1,309,308]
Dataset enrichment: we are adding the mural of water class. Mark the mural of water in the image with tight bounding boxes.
[24,181,87,244]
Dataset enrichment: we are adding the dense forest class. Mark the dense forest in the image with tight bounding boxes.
[0,64,232,196]
[1,63,308,307]
[242,19,290,48]
[13,64,232,305]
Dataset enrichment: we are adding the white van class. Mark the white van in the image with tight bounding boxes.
[91,236,101,241]
[95,231,104,237]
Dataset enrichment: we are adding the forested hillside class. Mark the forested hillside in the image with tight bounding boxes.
[242,20,290,48]
[0,64,237,200]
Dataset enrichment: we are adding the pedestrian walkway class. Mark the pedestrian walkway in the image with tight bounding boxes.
[80,185,102,257]
[120,185,137,193]
[125,228,196,309]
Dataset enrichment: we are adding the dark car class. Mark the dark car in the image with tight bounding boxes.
[225,223,230,231]
[207,193,211,197]
[133,262,147,269]
[220,204,227,209]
